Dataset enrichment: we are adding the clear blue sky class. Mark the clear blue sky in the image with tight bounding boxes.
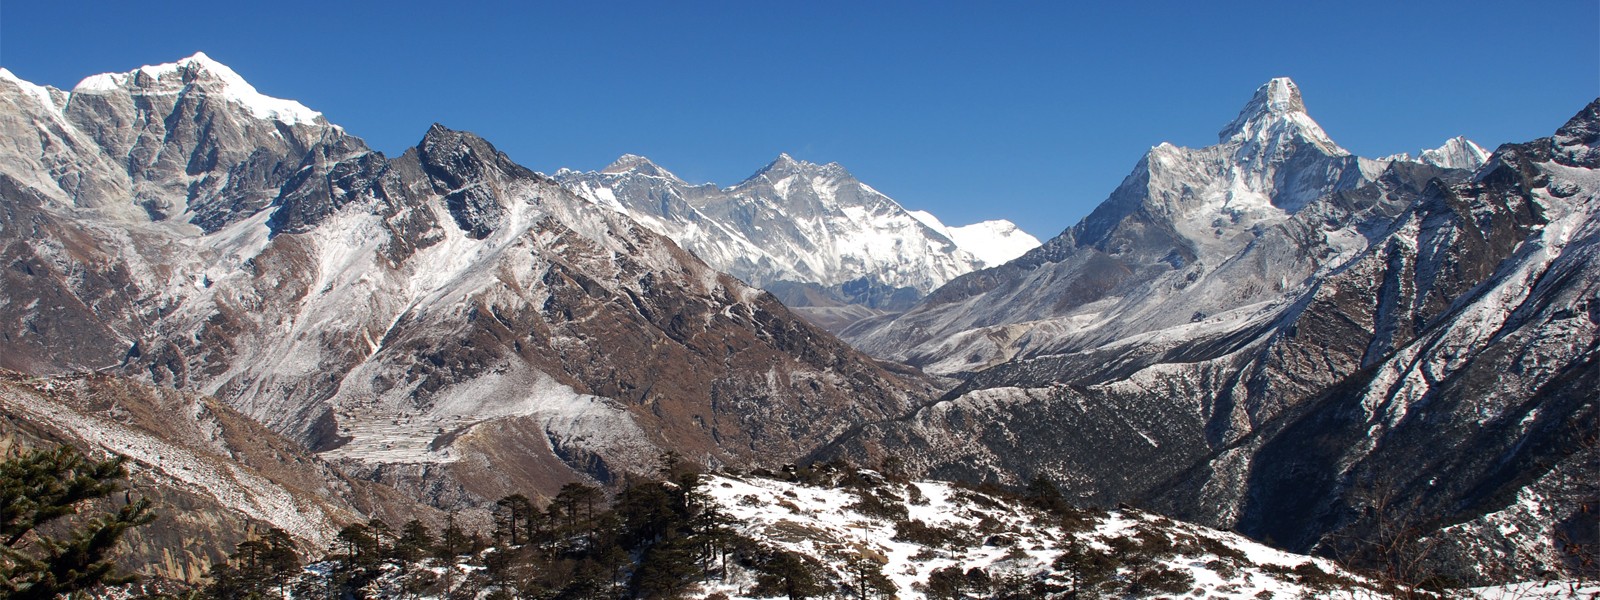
[3,1,1596,238]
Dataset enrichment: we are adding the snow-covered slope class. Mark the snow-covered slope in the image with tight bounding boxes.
[690,470,1409,599]
[555,153,1039,320]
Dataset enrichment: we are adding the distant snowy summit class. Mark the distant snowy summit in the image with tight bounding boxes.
[907,210,1040,267]
[1382,135,1492,170]
[556,153,1040,329]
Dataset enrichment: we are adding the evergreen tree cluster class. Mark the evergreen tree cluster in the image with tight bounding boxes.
[200,452,848,599]
[204,527,299,599]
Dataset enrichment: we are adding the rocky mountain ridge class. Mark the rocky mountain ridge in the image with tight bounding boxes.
[843,78,1457,374]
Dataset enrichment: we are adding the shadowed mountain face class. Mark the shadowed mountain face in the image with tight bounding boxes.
[0,56,940,509]
[825,85,1598,579]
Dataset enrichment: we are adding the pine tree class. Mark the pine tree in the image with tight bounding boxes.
[330,520,388,596]
[632,535,699,598]
[553,483,602,533]
[840,551,896,599]
[0,445,155,599]
[434,511,470,596]
[435,511,471,561]
[336,522,381,569]
[203,527,299,599]
[257,528,299,597]
[1054,542,1119,597]
[752,550,829,600]
[393,519,433,563]
[1024,473,1070,515]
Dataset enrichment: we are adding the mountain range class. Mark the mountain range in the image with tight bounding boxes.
[556,153,1039,331]
[0,54,1592,593]
[0,52,939,510]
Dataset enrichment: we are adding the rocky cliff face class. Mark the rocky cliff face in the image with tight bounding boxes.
[0,57,940,510]
[825,83,1597,580]
[1177,102,1600,572]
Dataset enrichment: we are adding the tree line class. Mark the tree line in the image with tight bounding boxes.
[204,452,849,599]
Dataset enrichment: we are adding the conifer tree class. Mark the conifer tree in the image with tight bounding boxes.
[393,519,433,563]
[752,550,829,600]
[1024,473,1071,515]
[493,494,533,546]
[0,445,154,599]
[840,551,896,599]
[435,511,471,561]
[203,527,299,599]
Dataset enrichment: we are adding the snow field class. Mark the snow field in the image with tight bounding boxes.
[696,473,1379,599]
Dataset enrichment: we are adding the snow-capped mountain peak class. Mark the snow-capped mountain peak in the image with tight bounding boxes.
[602,153,683,180]
[908,210,1041,266]
[555,153,1041,325]
[1220,78,1307,134]
[1418,135,1490,170]
[1380,136,1491,171]
[71,51,324,126]
[742,152,851,184]
[1218,77,1345,155]
[0,67,64,112]
[849,76,1382,372]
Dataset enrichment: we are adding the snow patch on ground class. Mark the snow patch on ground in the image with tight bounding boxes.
[697,473,1376,599]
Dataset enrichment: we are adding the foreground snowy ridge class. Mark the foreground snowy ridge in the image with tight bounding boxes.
[696,472,1600,600]
[697,472,1360,599]
[292,470,1594,599]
